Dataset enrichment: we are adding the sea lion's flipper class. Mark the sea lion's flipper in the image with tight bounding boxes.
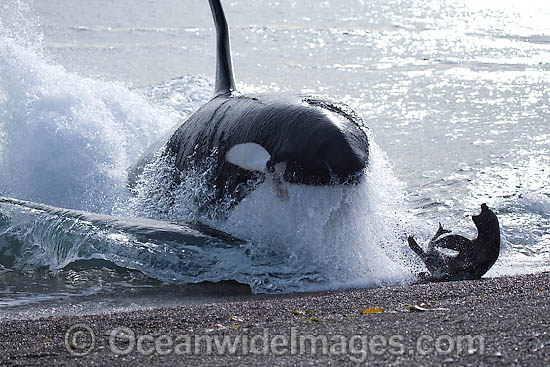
[208,0,237,96]
[429,222,452,245]
[408,236,449,277]
[408,236,425,257]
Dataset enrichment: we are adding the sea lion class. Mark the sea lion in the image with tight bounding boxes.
[408,203,501,281]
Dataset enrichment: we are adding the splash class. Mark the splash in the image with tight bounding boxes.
[0,3,178,214]
[219,141,418,290]
[130,136,418,290]
[1,0,418,296]
[128,146,221,222]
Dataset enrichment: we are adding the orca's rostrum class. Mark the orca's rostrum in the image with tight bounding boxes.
[128,0,371,215]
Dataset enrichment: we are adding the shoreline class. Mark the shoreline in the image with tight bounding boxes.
[1,272,549,366]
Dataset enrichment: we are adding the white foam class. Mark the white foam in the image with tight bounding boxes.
[215,142,418,290]
[0,26,177,213]
[0,0,429,292]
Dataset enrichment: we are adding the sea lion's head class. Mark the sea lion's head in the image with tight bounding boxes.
[472,203,500,242]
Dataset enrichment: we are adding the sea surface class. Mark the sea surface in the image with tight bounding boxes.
[0,0,549,319]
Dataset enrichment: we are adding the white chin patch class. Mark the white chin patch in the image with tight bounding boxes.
[225,143,271,172]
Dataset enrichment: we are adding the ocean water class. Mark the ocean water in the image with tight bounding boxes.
[0,0,549,318]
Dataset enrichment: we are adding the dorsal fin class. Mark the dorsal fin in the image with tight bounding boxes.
[208,0,236,96]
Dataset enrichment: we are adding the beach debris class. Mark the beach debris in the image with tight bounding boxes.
[205,323,227,332]
[361,307,384,314]
[538,287,543,292]
[229,316,244,322]
[403,302,449,312]
[44,337,51,342]
[291,309,322,321]
[408,305,429,312]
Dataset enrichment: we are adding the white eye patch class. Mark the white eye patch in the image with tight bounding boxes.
[225,143,271,172]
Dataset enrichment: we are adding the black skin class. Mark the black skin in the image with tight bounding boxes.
[408,203,501,281]
[128,0,370,216]
[128,95,369,201]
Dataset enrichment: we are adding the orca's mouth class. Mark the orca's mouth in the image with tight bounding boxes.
[225,142,367,186]
[274,159,365,185]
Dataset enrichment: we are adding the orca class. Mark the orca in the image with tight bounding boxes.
[128,0,371,216]
[407,203,501,281]
[0,196,243,248]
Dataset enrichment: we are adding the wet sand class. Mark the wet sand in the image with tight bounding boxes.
[1,272,549,366]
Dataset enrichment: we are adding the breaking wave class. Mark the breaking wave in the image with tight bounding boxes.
[0,2,418,298]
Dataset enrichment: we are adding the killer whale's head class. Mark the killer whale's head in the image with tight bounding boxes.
[225,96,369,186]
[271,98,369,185]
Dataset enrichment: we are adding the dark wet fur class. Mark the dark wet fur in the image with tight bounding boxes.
[408,203,500,281]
